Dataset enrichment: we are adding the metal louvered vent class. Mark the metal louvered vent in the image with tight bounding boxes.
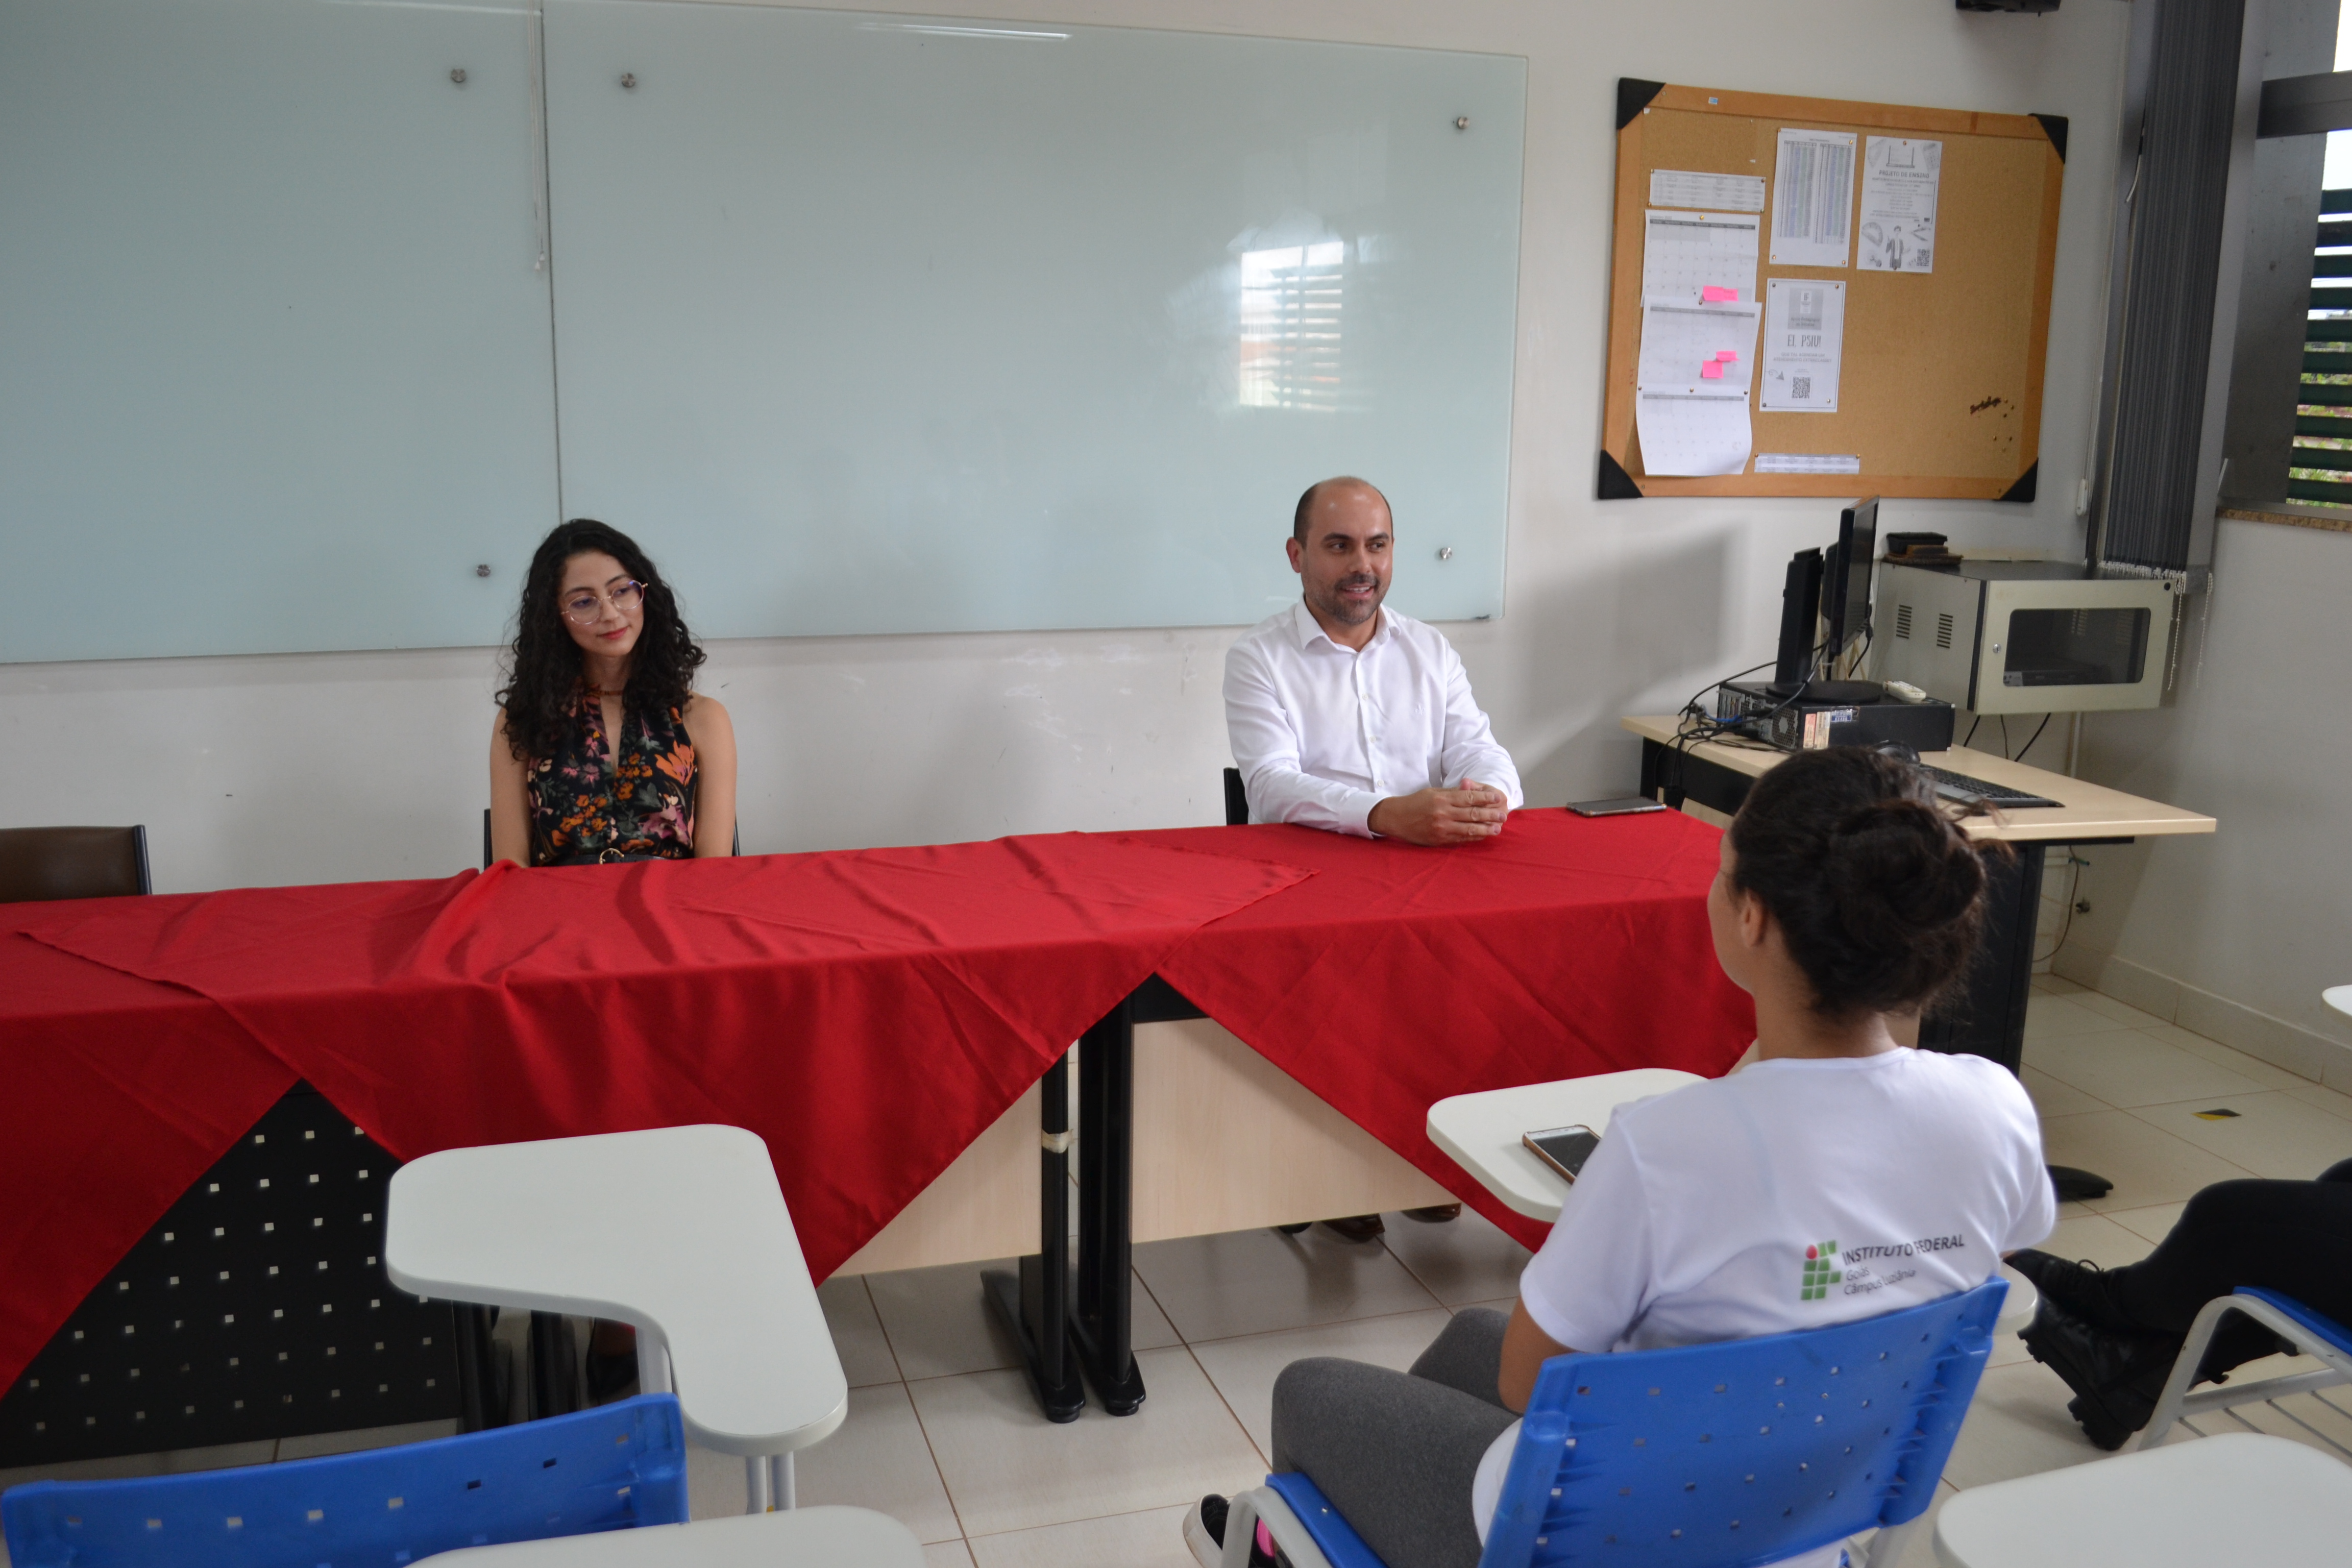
[2292,188,2352,506]
[2097,0,2246,573]
[1935,612,1955,650]
[1895,603,1914,640]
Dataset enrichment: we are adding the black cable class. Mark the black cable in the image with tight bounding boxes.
[2015,713,2052,762]
[2000,716,2012,760]
[1963,715,1981,749]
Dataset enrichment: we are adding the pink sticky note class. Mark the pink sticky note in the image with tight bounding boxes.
[1716,351,1738,362]
[1700,361,1725,380]
[1701,285,1738,302]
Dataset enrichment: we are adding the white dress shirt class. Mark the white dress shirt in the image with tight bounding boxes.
[1223,601,1524,837]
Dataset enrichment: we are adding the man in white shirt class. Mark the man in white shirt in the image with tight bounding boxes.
[1223,477,1523,1243]
[1225,477,1524,844]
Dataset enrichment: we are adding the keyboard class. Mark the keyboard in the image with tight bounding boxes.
[1922,765,2061,811]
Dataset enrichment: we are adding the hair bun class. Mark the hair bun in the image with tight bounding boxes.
[1726,747,2001,1021]
[1824,797,1985,937]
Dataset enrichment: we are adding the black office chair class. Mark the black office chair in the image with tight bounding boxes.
[483,808,740,866]
[0,825,152,903]
[1222,767,1249,827]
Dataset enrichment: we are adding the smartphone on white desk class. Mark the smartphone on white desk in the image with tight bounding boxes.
[1522,1125,1600,1183]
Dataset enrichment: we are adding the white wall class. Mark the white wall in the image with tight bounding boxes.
[0,0,2130,894]
[2061,516,2352,1083]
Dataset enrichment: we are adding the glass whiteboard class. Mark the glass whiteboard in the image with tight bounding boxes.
[544,2,1525,638]
[0,0,559,663]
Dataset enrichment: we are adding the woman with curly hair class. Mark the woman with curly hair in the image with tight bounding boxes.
[489,519,737,868]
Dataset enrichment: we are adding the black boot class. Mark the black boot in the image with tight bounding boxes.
[2008,1249,2140,1334]
[2020,1299,2182,1451]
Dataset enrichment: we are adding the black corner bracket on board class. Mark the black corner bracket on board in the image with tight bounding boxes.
[1999,461,2039,504]
[1617,78,1667,131]
[1598,451,1646,500]
[2032,114,2069,162]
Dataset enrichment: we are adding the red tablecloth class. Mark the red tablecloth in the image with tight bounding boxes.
[1,808,1752,1394]
[1149,810,1753,1249]
[0,837,1308,1392]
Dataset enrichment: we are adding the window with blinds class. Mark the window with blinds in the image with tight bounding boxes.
[1239,240,1345,411]
[2294,187,2352,505]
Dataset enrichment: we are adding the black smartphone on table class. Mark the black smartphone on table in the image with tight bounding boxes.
[1566,797,1667,818]
[1522,1124,1601,1183]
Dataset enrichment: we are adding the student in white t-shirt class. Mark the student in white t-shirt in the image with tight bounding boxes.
[1183,747,2056,1568]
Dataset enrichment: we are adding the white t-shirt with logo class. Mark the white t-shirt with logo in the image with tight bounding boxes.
[1471,1048,2055,1563]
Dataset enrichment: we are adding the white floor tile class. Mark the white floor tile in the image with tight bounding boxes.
[274,1418,457,1459]
[1187,1307,1457,1455]
[1376,1207,1531,1307]
[2144,1026,2319,1092]
[821,1274,903,1388]
[1134,1227,1441,1343]
[683,1439,752,1518]
[1939,1360,2108,1489]
[2020,1065,2103,1119]
[2127,1093,2352,1180]
[2036,1211,2159,1270]
[2038,1110,2253,1212]
[2280,1079,2352,1128]
[1126,1270,1185,1353]
[2032,975,2085,996]
[925,1540,978,1568]
[2102,1202,2187,1245]
[2027,1031,2266,1109]
[866,1259,1030,1382]
[2022,995,2137,1043]
[795,1382,963,1544]
[966,1503,1199,1567]
[908,1347,1262,1538]
[2068,992,2171,1031]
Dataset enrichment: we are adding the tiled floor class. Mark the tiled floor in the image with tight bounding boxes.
[8,974,2351,1567]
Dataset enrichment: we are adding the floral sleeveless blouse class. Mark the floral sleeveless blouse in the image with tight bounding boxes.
[528,685,698,867]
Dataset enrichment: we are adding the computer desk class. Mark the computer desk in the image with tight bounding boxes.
[1623,714,2216,1198]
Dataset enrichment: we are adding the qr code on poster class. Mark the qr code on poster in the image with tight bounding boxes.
[1792,376,1812,400]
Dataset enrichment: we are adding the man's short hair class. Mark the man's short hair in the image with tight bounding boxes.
[1293,476,1391,543]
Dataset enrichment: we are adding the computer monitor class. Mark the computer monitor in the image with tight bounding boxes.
[1771,548,1824,689]
[1820,497,1880,665]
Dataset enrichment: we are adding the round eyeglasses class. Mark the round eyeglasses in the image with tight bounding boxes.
[560,580,645,625]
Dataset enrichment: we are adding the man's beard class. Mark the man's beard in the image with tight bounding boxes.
[1312,575,1383,625]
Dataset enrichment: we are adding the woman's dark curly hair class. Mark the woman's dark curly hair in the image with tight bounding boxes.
[1727,747,2009,1021]
[497,519,705,763]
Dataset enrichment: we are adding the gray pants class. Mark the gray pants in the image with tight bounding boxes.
[1269,1309,1516,1568]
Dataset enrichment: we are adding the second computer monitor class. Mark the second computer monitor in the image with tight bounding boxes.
[1820,496,1880,664]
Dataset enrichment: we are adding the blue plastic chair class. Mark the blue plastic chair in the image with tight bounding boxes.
[1,1392,689,1567]
[2137,1287,2352,1451]
[1223,1280,2006,1568]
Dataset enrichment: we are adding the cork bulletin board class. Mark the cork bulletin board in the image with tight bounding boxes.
[1599,79,2066,500]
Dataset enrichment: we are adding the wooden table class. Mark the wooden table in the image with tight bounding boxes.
[1621,715,2215,1073]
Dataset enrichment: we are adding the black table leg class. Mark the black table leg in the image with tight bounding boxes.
[1072,999,1146,1414]
[1920,842,2043,1074]
[452,1304,506,1432]
[983,1051,1087,1423]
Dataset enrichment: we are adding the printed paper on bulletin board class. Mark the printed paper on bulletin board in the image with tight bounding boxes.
[1599,80,2066,500]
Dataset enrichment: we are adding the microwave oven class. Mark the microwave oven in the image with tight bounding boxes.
[1870,561,2177,715]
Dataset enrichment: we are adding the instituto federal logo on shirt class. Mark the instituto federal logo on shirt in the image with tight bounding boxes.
[1799,1240,1841,1302]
